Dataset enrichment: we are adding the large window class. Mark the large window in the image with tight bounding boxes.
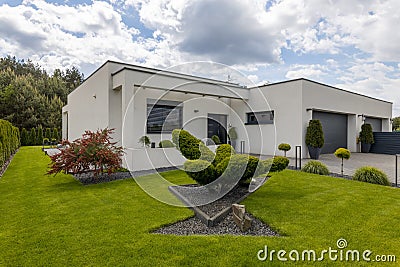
[147,99,183,133]
[246,111,274,125]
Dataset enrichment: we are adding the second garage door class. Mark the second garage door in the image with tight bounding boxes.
[312,111,348,154]
[364,117,382,132]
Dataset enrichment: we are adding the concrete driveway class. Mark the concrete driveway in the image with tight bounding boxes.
[258,152,398,184]
[290,153,398,184]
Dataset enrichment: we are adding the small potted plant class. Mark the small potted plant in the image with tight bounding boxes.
[359,123,374,153]
[228,127,238,149]
[334,148,351,176]
[278,143,291,157]
[305,120,324,159]
[138,135,151,148]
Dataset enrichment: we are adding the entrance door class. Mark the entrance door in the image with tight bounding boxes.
[207,114,228,144]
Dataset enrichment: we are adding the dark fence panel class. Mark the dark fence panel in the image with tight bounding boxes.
[370,132,400,155]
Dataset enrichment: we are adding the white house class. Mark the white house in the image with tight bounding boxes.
[62,61,392,171]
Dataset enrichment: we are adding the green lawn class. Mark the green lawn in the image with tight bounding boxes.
[0,147,399,266]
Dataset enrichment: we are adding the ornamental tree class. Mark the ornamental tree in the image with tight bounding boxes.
[47,128,124,177]
[334,148,351,176]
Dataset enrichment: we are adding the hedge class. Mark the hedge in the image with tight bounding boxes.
[0,119,20,171]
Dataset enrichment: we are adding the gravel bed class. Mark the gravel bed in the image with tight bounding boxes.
[197,186,249,216]
[74,166,180,185]
[74,172,133,185]
[152,212,278,236]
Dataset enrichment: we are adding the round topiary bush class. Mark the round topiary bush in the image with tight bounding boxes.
[158,140,175,148]
[183,159,216,185]
[215,154,263,182]
[334,148,351,159]
[353,166,390,186]
[213,144,235,166]
[263,156,289,172]
[301,160,329,175]
[211,135,221,145]
[278,143,291,156]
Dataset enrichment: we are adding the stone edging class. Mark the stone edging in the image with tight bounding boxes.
[168,185,251,227]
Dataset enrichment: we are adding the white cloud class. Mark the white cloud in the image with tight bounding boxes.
[285,64,328,80]
[0,0,178,73]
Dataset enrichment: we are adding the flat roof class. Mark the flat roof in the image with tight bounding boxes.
[82,60,245,89]
[80,61,392,105]
[253,78,392,104]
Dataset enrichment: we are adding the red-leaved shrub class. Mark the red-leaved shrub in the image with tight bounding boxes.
[47,128,124,177]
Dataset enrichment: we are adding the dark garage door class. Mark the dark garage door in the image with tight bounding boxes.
[364,117,382,132]
[313,111,348,154]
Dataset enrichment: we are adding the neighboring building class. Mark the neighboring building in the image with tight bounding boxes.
[62,61,392,171]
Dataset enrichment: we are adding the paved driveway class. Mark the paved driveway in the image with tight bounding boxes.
[294,153,398,184]
[260,153,398,184]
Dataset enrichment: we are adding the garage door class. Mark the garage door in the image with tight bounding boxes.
[364,117,382,132]
[312,111,348,154]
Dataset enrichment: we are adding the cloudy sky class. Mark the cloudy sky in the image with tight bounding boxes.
[1,0,399,114]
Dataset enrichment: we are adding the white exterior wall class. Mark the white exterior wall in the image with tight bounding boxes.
[301,80,392,156]
[112,67,248,171]
[242,80,303,157]
[63,61,393,170]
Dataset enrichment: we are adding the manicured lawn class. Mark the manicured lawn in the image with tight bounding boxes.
[0,147,399,266]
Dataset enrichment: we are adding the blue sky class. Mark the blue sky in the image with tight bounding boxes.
[0,0,399,115]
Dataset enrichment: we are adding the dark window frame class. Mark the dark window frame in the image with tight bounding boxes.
[245,110,274,125]
[146,100,183,134]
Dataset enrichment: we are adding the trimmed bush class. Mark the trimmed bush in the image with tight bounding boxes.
[20,128,29,146]
[334,148,351,176]
[52,128,59,142]
[301,160,329,175]
[171,129,181,147]
[353,166,390,186]
[183,160,215,185]
[334,148,351,159]
[211,135,221,145]
[228,127,237,140]
[37,126,44,145]
[0,119,20,170]
[199,142,215,162]
[359,123,374,144]
[172,129,202,160]
[278,143,291,156]
[158,140,175,148]
[216,154,263,182]
[45,128,52,140]
[305,120,324,148]
[264,156,289,172]
[213,144,235,166]
[29,127,37,146]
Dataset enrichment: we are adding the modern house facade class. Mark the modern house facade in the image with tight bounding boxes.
[62,61,392,171]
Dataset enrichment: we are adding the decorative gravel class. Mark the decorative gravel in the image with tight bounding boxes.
[152,212,279,236]
[74,166,180,185]
[197,186,249,216]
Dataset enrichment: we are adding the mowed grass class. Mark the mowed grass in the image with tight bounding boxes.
[0,147,399,266]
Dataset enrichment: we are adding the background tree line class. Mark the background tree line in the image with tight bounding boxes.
[0,56,84,130]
